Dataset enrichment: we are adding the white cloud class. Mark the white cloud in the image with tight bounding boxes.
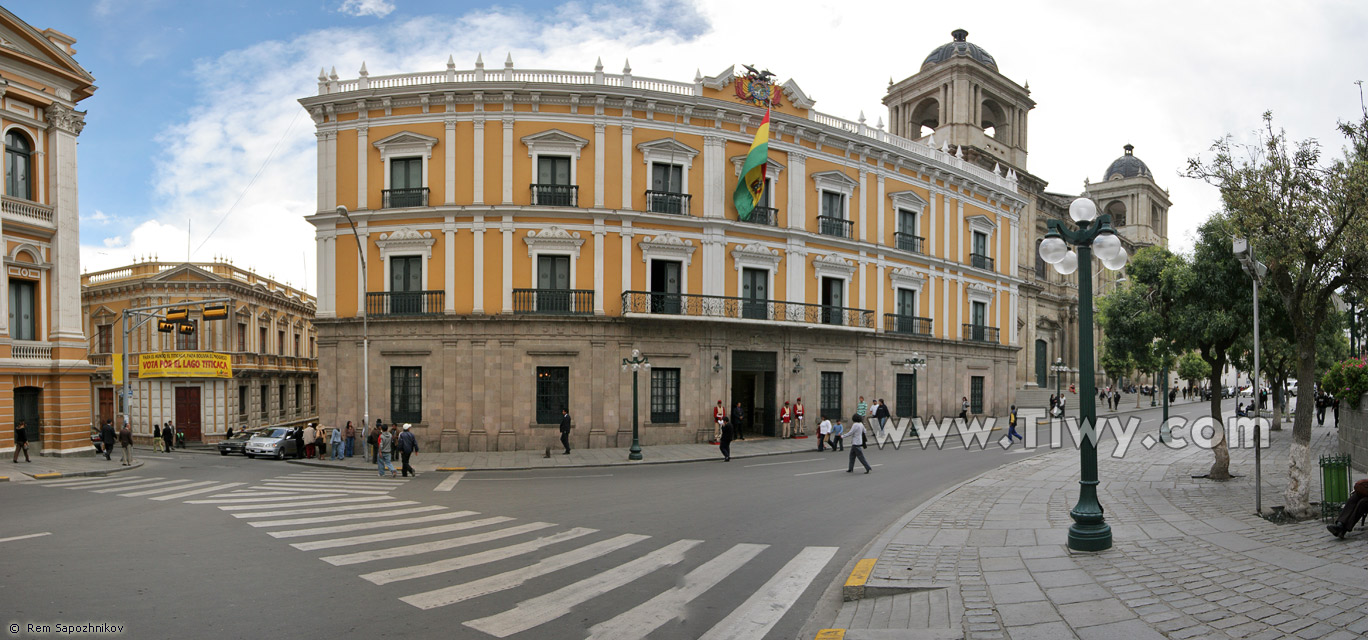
[338,0,396,18]
[81,209,113,224]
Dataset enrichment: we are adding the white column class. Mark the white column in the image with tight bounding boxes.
[1009,218,1020,278]
[444,217,456,314]
[356,124,369,210]
[957,200,966,263]
[942,193,951,260]
[955,277,964,338]
[620,124,634,210]
[44,104,86,342]
[704,135,725,218]
[701,235,724,297]
[593,217,605,314]
[620,221,635,292]
[316,131,327,210]
[928,192,938,259]
[445,119,457,204]
[502,118,514,204]
[502,220,513,313]
[786,240,806,304]
[875,263,885,323]
[1009,287,1019,344]
[0,211,6,333]
[594,123,606,208]
[941,273,950,340]
[876,175,886,245]
[472,117,485,204]
[473,216,485,314]
[787,152,806,231]
[316,234,332,318]
[858,170,868,242]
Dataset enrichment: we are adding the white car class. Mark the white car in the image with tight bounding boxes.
[244,427,300,460]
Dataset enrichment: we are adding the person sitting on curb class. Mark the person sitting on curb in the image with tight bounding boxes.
[1328,478,1368,539]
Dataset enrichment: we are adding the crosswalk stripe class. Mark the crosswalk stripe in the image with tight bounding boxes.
[361,527,597,585]
[320,522,556,567]
[399,533,650,610]
[588,543,769,640]
[218,496,391,511]
[267,510,479,539]
[89,478,177,493]
[51,476,161,489]
[150,482,244,501]
[120,480,217,497]
[187,493,349,505]
[464,539,701,638]
[204,491,306,498]
[696,546,838,640]
[434,472,464,492]
[257,485,391,495]
[247,505,446,527]
[274,474,407,482]
[262,478,407,487]
[40,476,148,488]
[229,500,416,518]
[289,516,512,551]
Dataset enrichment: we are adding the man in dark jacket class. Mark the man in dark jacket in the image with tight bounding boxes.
[731,402,745,440]
[398,424,419,477]
[100,420,117,461]
[292,426,306,459]
[12,421,31,463]
[559,408,572,455]
[118,423,134,466]
[162,421,174,452]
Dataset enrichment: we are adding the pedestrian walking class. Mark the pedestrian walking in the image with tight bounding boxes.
[100,420,116,461]
[366,425,378,463]
[345,421,356,457]
[959,397,969,423]
[712,400,726,443]
[315,424,327,459]
[875,399,890,435]
[794,398,805,436]
[1007,405,1022,443]
[846,418,872,473]
[1057,395,1066,418]
[303,423,317,459]
[780,402,792,439]
[731,402,746,440]
[817,416,832,452]
[399,424,419,477]
[330,424,344,460]
[377,425,397,477]
[559,407,572,455]
[12,420,31,463]
[719,419,734,462]
[1317,392,1328,426]
[162,421,175,452]
[831,419,845,451]
[118,422,134,466]
[152,423,164,452]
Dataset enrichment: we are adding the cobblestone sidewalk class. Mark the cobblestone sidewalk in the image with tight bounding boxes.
[829,420,1368,640]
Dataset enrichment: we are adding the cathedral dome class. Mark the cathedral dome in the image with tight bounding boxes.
[921,29,998,72]
[1104,144,1152,180]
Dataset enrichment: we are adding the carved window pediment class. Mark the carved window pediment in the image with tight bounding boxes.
[524,226,585,259]
[812,254,856,280]
[639,233,697,266]
[730,242,781,272]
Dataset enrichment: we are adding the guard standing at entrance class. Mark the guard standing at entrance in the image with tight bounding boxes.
[731,402,745,440]
[794,398,805,436]
[712,401,726,443]
[780,402,792,438]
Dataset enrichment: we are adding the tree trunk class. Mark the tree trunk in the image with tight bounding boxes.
[1285,341,1318,517]
[1207,366,1231,480]
[1271,377,1283,431]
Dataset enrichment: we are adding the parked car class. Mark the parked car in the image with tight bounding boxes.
[245,427,300,460]
[217,430,257,456]
[1287,380,1298,397]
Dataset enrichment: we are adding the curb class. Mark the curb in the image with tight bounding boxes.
[21,460,145,480]
[284,443,815,472]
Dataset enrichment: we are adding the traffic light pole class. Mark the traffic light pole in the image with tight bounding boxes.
[117,298,233,435]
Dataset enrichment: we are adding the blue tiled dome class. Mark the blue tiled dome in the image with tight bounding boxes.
[1105,144,1152,180]
[922,29,998,72]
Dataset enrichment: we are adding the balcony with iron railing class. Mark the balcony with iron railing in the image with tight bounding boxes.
[817,215,852,239]
[962,323,1000,343]
[883,314,934,336]
[513,289,595,315]
[530,184,578,207]
[366,290,444,316]
[739,206,778,227]
[895,232,925,254]
[645,191,691,215]
[383,187,430,208]
[622,291,874,329]
[969,253,994,271]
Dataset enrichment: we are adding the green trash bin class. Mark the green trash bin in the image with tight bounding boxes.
[1321,454,1352,523]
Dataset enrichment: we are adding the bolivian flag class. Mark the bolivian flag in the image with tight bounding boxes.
[733,109,770,221]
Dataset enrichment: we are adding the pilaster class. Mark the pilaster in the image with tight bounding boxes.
[44,103,86,342]
[594,122,606,207]
[703,134,725,218]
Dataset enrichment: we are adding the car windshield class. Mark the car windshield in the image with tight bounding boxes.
[253,428,291,439]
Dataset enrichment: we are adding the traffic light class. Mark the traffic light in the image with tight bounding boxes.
[203,304,228,320]
[166,308,189,322]
[158,320,177,333]
[178,321,196,335]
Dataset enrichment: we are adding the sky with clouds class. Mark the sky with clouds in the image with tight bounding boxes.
[10,0,1368,294]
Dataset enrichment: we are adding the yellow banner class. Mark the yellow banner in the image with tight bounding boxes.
[113,353,123,384]
[138,352,232,379]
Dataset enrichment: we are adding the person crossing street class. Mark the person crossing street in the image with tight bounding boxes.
[846,417,872,474]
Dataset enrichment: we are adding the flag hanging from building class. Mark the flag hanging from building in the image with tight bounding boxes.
[733,109,771,221]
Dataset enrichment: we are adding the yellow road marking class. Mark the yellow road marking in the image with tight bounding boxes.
[33,473,63,479]
[844,558,876,588]
[435,467,466,472]
[816,630,846,640]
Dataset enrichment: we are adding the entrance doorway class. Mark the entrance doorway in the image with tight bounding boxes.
[99,388,114,427]
[730,351,776,437]
[175,387,202,442]
[649,260,681,314]
[15,387,40,450]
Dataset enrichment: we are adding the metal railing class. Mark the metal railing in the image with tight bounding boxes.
[970,253,994,271]
[895,232,925,254]
[382,187,429,208]
[740,206,778,227]
[817,215,852,238]
[513,289,595,315]
[645,191,691,215]
[530,184,578,207]
[366,290,444,316]
[884,314,934,336]
[962,323,1000,343]
[621,291,874,329]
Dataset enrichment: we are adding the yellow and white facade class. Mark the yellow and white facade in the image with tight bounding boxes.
[0,8,96,456]
[301,54,1026,452]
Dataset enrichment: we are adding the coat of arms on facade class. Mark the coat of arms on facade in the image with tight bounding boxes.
[734,64,782,108]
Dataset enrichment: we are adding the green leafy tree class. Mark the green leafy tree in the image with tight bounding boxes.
[1187,111,1368,516]
[1177,351,1208,386]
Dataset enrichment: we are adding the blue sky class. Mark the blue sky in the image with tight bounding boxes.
[9,0,1368,293]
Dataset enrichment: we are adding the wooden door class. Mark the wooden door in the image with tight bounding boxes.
[175,387,202,442]
[98,388,114,427]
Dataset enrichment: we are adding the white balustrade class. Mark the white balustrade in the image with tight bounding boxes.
[11,341,52,360]
[1,196,55,225]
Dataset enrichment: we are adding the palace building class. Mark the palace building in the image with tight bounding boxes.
[302,45,1030,453]
[0,7,97,456]
[82,260,319,444]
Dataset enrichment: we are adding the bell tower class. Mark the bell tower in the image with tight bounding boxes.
[884,29,1035,170]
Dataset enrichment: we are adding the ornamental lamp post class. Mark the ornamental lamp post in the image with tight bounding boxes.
[901,353,927,428]
[1038,196,1128,552]
[622,349,650,460]
[1233,236,1267,515]
[1051,358,1069,417]
[337,206,370,439]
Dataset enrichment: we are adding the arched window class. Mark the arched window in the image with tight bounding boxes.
[5,130,32,200]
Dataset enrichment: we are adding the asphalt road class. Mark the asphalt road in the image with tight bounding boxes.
[1,397,1242,640]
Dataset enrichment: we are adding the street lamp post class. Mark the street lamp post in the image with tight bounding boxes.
[1234,237,1267,515]
[1039,197,1129,552]
[1051,358,1068,417]
[901,353,927,429]
[622,349,650,461]
[337,206,370,437]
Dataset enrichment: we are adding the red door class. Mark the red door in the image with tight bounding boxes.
[98,388,114,427]
[175,387,202,442]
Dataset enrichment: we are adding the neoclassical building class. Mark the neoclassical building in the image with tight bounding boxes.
[82,260,319,443]
[0,8,96,456]
[301,51,1029,452]
[884,30,1169,399]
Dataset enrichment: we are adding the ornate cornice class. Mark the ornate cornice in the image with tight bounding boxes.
[45,103,85,136]
[524,226,585,258]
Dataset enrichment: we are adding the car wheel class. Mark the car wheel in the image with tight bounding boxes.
[221,451,229,456]
[276,450,284,460]
[246,453,255,459]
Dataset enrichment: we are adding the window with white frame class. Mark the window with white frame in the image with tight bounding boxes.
[965,214,997,271]
[372,131,438,208]
[811,170,857,238]
[638,139,698,215]
[523,129,588,207]
[9,280,36,341]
